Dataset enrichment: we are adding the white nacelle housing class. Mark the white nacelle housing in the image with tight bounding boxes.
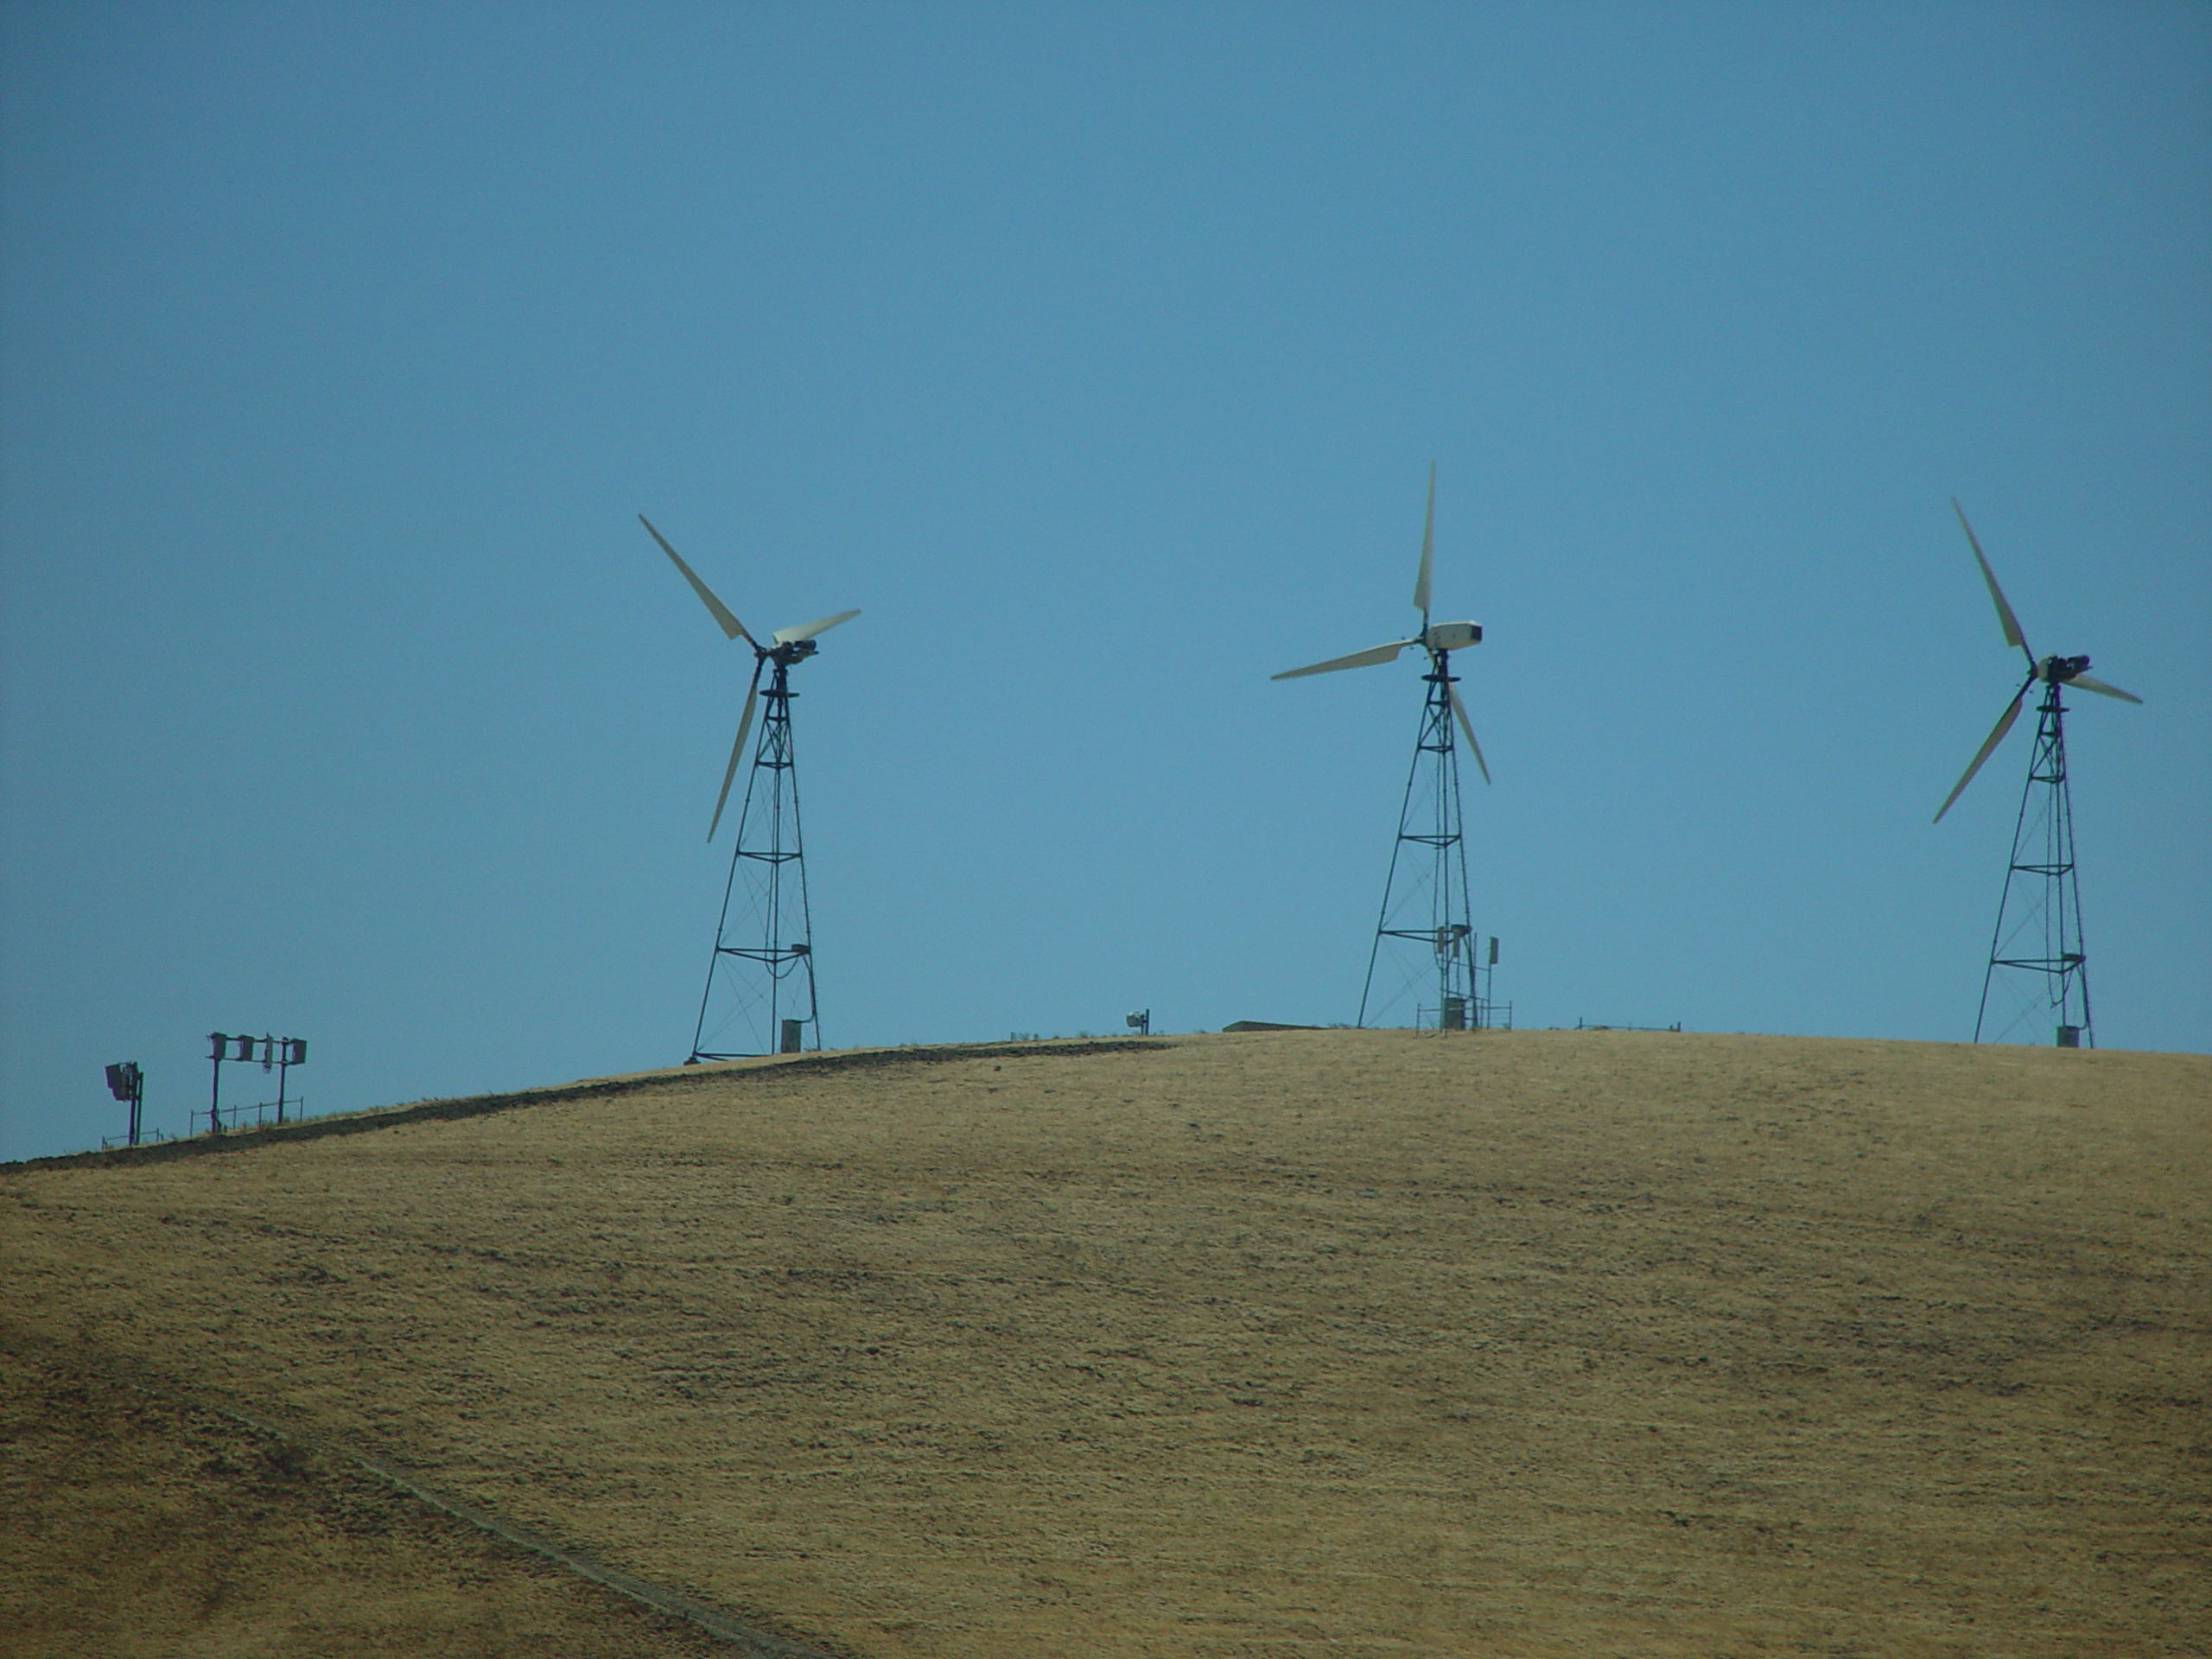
[1424,620,1482,652]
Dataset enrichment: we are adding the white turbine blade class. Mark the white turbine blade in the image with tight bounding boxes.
[2067,672,2142,705]
[772,608,861,645]
[1412,461,1435,620]
[1933,682,2029,823]
[1447,682,1491,784]
[1951,499,2032,666]
[640,515,756,645]
[1270,639,1418,680]
[708,678,760,842]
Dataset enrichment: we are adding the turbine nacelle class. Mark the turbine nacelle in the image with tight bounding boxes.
[2036,653,2091,684]
[1425,620,1482,653]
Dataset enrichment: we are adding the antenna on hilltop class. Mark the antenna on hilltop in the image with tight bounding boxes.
[1934,500,2141,1048]
[1274,465,1493,1031]
[642,516,861,1061]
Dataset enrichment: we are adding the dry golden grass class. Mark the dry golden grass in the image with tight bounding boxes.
[3,1029,2207,1656]
[0,1344,731,1659]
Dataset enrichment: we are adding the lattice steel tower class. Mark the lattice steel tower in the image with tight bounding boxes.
[639,516,859,1060]
[691,650,819,1060]
[1933,501,2139,1048]
[1360,648,1483,1029]
[1274,466,1494,1031]
[1973,677,2093,1045]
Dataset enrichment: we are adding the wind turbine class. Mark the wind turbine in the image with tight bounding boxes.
[1274,466,1494,1031]
[641,515,859,1062]
[1934,499,2139,1047]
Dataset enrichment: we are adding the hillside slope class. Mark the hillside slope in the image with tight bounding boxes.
[4,1030,2206,1656]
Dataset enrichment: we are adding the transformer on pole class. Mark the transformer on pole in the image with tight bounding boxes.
[205,1033,309,1132]
[105,1061,143,1147]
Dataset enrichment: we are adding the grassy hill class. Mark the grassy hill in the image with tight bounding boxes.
[3,1030,2205,1656]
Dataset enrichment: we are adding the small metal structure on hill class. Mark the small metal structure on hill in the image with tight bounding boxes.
[204,1033,308,1134]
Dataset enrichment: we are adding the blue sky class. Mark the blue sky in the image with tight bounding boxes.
[4,3,2207,1159]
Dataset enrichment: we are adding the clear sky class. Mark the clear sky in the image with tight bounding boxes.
[4,3,2208,1160]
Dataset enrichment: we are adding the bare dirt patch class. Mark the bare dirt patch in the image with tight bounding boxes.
[3,1030,2207,1656]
